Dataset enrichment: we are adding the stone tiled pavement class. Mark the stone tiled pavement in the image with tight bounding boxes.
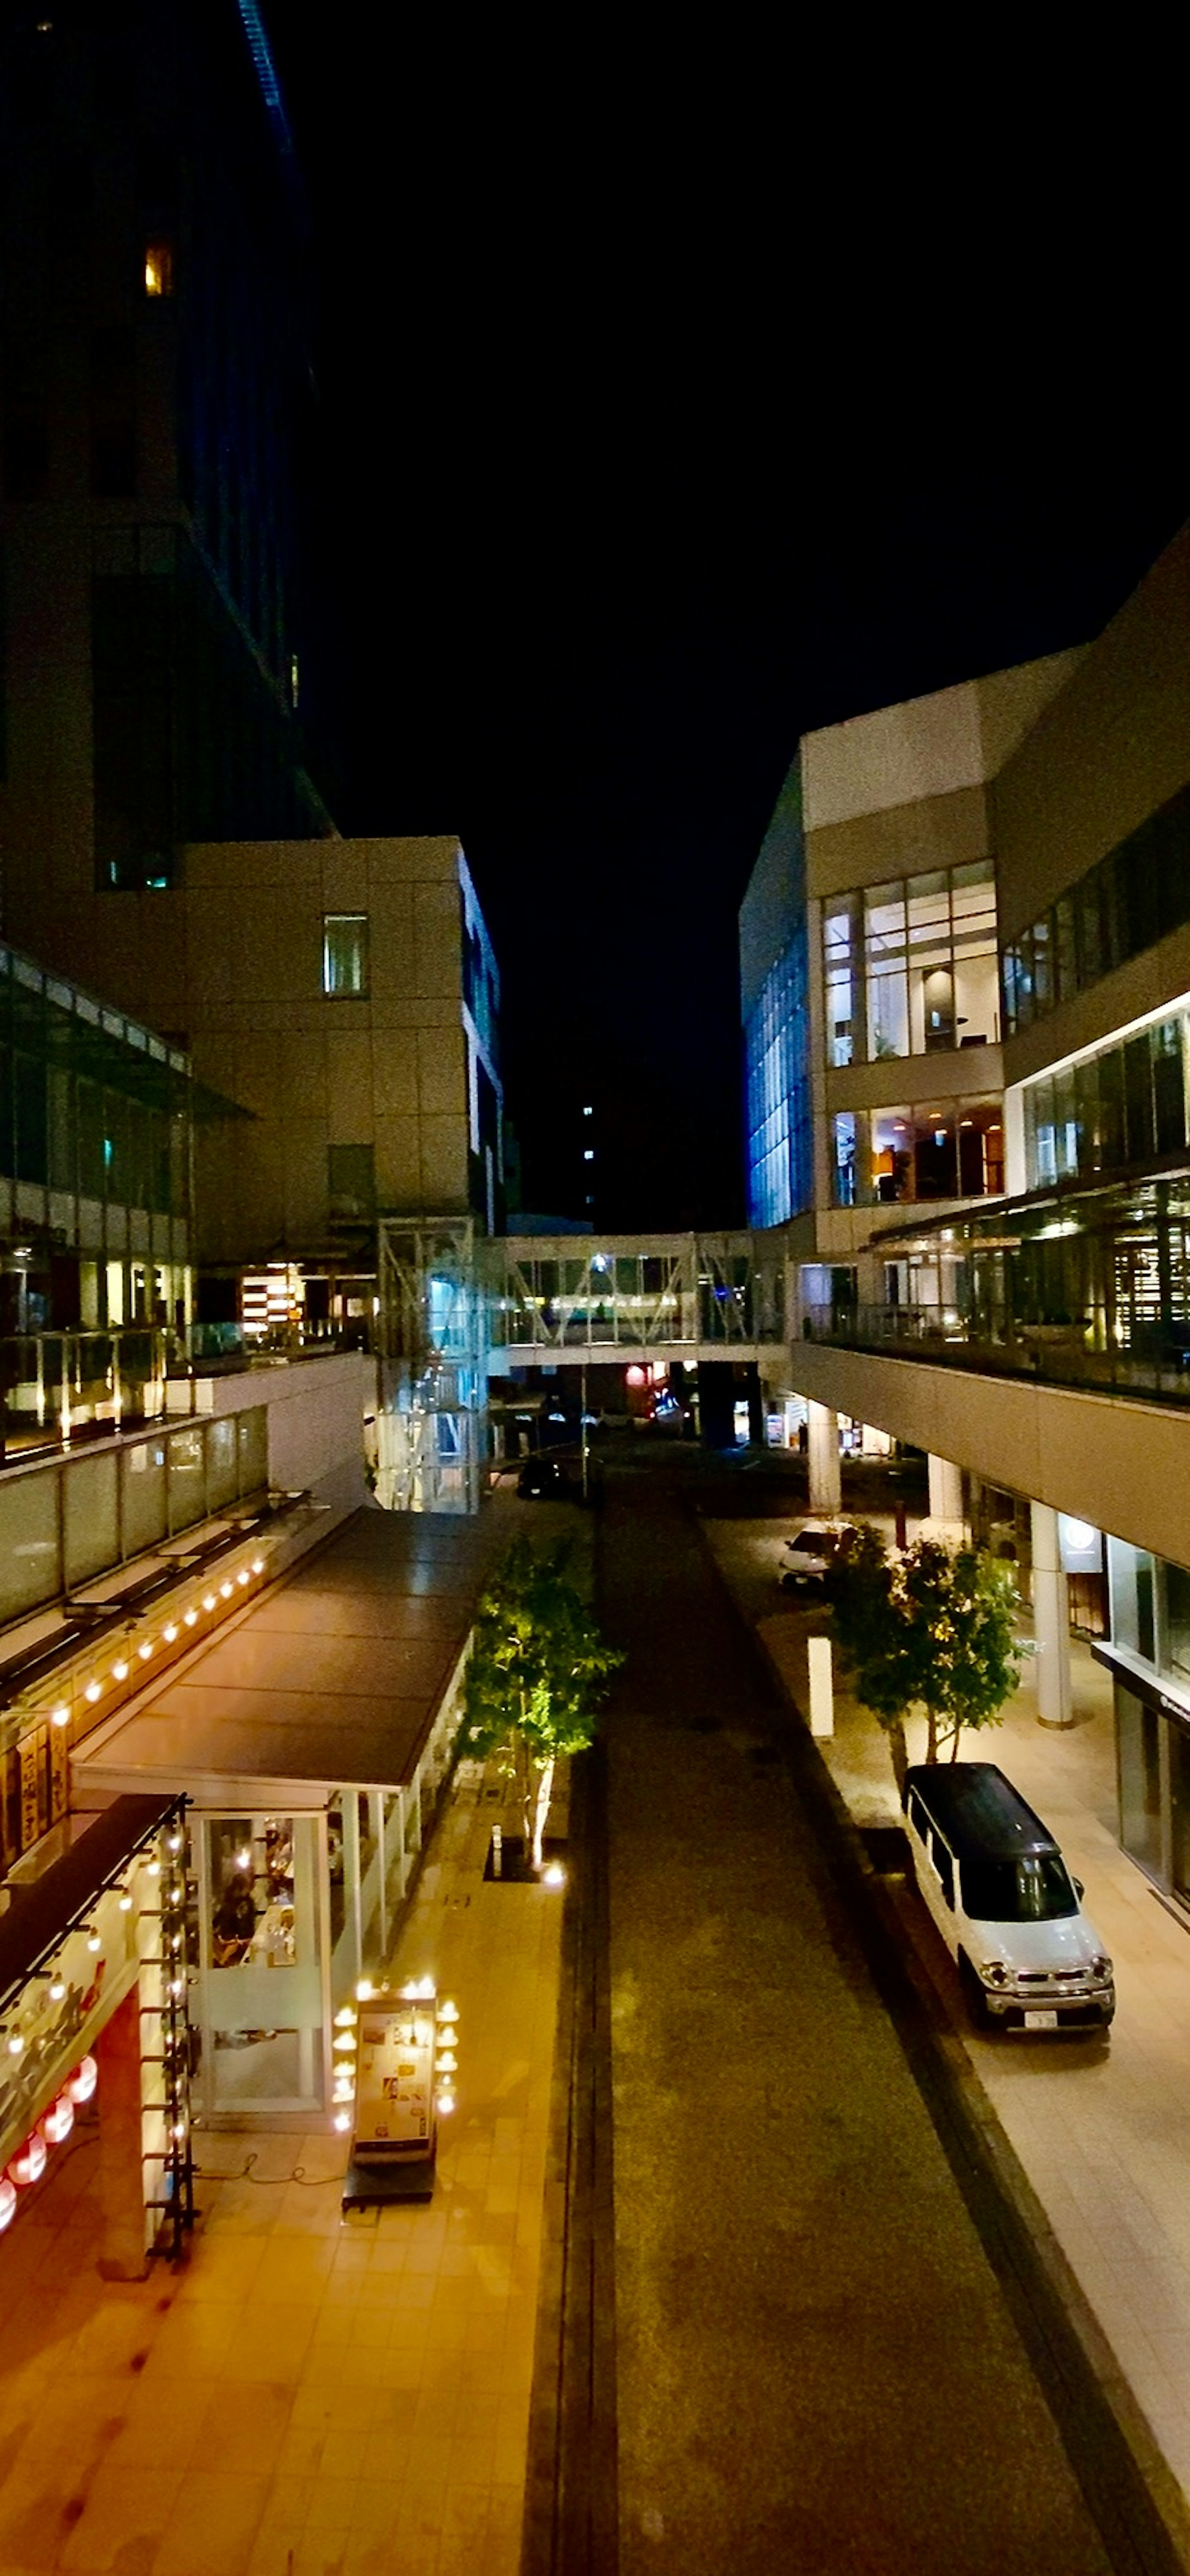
[0,1756,563,2576]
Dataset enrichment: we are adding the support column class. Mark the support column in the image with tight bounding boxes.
[927,1453,964,1530]
[807,1401,841,1516]
[1031,1500,1073,1729]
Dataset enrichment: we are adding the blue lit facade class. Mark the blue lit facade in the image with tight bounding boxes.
[741,758,813,1230]
[744,927,812,1228]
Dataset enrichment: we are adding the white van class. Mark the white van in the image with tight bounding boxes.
[902,1763,1115,2033]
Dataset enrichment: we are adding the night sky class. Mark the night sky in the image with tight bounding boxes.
[265,20,1188,1231]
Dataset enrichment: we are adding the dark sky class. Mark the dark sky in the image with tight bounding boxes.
[264,19,1188,1230]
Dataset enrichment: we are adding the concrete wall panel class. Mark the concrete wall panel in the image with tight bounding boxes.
[785,1342,1190,1569]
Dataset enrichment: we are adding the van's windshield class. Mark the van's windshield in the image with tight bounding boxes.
[961,1853,1079,1923]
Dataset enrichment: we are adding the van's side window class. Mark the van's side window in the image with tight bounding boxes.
[908,1792,931,1845]
[933,1839,955,1909]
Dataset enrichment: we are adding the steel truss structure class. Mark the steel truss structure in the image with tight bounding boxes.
[484,1232,788,1362]
[375,1218,486,1515]
[374,1222,789,1514]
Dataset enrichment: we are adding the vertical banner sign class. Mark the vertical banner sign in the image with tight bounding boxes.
[49,1720,70,1824]
[354,2004,436,2159]
[19,1733,41,1854]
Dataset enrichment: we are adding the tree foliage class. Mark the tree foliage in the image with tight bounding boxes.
[824,1526,1021,1790]
[461,1536,624,1863]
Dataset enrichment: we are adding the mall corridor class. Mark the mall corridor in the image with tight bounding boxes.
[597,1460,1116,2576]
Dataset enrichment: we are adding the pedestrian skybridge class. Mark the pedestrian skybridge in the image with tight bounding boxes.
[484,1232,789,1367]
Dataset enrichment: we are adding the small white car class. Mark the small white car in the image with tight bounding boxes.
[902,1762,1115,2034]
[780,1522,852,1591]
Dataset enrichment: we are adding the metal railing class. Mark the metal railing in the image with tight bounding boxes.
[802,1302,1190,1407]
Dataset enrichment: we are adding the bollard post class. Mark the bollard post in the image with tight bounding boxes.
[808,1635,834,1739]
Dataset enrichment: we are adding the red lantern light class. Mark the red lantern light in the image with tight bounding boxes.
[0,2176,16,2232]
[41,2094,75,2148]
[8,2131,47,2188]
[66,2056,98,2106]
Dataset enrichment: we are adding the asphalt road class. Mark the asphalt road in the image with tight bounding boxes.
[597,1457,1115,2576]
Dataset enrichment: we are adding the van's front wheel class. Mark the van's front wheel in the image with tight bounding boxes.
[960,1956,992,2032]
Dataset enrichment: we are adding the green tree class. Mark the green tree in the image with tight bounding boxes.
[461,1536,624,1866]
[824,1527,1021,1793]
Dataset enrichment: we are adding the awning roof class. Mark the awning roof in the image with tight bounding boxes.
[74,1509,504,1804]
[0,1792,182,2015]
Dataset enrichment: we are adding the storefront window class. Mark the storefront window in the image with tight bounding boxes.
[208,1816,297,1968]
[1170,1726,1190,1909]
[1109,1537,1156,1664]
[1117,1686,1164,1879]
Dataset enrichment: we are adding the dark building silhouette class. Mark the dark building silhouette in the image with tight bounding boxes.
[0,0,330,1026]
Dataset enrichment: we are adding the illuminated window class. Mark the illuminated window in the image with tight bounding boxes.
[290,651,300,708]
[323,915,369,997]
[143,242,174,298]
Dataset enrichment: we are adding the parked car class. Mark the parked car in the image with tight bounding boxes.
[902,1762,1115,2034]
[518,1456,573,1500]
[779,1522,854,1590]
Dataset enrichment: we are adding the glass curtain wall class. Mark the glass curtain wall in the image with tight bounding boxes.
[745,927,811,1227]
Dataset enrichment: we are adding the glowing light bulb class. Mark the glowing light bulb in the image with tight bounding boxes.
[356,1978,374,2002]
[51,1703,70,1729]
[138,1640,153,1660]
[184,1609,198,1627]
[436,2091,455,2117]
[202,1594,216,1613]
[49,1977,66,2002]
[333,2110,351,2132]
[237,1568,249,1586]
[119,1891,133,1912]
[86,1928,102,1954]
[251,1558,264,1575]
[113,1659,129,1682]
[437,1999,458,2023]
[84,1680,102,1703]
[543,1862,566,1889]
[8,2032,25,2058]
[163,1623,178,1642]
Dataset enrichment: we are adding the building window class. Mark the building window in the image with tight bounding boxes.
[144,241,174,298]
[832,1099,1003,1207]
[323,915,368,998]
[328,1143,375,1220]
[1021,1009,1190,1191]
[824,861,998,1066]
[1002,780,1190,1038]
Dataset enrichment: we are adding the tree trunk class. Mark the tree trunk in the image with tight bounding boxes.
[924,1707,938,1763]
[518,1737,533,1849]
[887,1715,909,1798]
[531,1757,555,1869]
[949,1724,963,1761]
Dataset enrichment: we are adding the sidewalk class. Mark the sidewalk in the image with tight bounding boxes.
[0,1754,564,2576]
[706,1506,1190,2516]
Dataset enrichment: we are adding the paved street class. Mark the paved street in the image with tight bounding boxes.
[599,1459,1114,2576]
